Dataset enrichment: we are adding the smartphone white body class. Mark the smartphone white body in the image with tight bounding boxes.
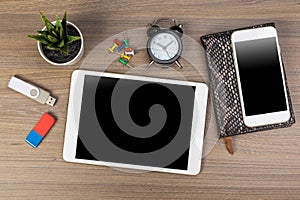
[231,26,290,127]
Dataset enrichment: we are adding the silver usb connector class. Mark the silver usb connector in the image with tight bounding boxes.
[34,87,57,106]
[8,76,57,107]
[46,96,57,106]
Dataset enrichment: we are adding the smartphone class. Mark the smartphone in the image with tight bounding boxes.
[231,26,290,127]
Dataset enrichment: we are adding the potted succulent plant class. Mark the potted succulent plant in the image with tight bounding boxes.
[28,12,84,66]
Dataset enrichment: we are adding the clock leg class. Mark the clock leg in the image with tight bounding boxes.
[147,60,154,68]
[175,60,183,69]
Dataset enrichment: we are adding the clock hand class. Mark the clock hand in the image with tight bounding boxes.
[156,42,173,59]
[157,40,174,50]
[165,50,172,59]
[157,43,172,58]
[164,40,174,48]
[156,43,165,49]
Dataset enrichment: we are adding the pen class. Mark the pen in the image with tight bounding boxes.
[225,137,233,154]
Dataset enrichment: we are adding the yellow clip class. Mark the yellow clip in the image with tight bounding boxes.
[109,43,118,53]
[121,53,131,61]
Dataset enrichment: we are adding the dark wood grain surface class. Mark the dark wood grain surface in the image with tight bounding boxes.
[0,1,299,199]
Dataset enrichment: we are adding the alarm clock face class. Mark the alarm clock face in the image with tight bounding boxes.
[147,30,183,65]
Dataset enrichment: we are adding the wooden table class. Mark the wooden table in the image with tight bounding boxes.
[0,1,299,199]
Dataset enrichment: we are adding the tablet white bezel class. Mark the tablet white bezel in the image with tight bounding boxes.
[63,70,208,175]
[231,27,290,127]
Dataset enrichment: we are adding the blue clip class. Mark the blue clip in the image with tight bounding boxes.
[117,43,126,52]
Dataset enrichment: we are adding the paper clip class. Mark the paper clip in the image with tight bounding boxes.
[118,58,132,68]
[117,43,126,52]
[123,39,129,48]
[109,43,118,53]
[121,53,131,61]
[125,50,135,56]
[114,39,123,47]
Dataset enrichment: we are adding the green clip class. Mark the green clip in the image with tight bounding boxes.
[118,58,128,67]
[123,39,129,48]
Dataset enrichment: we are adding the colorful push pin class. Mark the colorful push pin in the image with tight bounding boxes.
[118,58,132,68]
[125,49,135,56]
[114,39,123,47]
[109,43,118,53]
[117,43,126,52]
[124,47,133,52]
[118,58,128,66]
[26,113,56,148]
[123,39,129,48]
[121,53,131,61]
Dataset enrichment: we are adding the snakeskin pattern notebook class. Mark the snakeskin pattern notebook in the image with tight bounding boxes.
[200,23,295,138]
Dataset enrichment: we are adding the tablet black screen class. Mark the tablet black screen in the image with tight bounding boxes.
[75,75,196,170]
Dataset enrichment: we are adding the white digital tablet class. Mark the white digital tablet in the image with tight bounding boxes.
[63,70,208,175]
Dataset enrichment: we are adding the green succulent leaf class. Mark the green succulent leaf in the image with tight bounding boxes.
[59,27,64,41]
[39,12,56,36]
[47,44,68,55]
[47,45,61,51]
[62,11,68,39]
[55,15,60,31]
[57,39,65,48]
[61,45,69,55]
[28,11,80,56]
[37,30,48,38]
[55,15,64,40]
[51,30,58,38]
[66,35,81,45]
[47,35,58,43]
[27,35,51,45]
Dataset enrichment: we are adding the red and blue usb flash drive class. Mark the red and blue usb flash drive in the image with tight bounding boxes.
[26,113,56,148]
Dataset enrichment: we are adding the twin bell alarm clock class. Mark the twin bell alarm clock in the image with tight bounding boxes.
[147,18,184,69]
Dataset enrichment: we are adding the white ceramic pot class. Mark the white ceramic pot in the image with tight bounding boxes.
[37,21,84,66]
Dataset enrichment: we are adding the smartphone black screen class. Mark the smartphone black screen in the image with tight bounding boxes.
[235,37,287,116]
